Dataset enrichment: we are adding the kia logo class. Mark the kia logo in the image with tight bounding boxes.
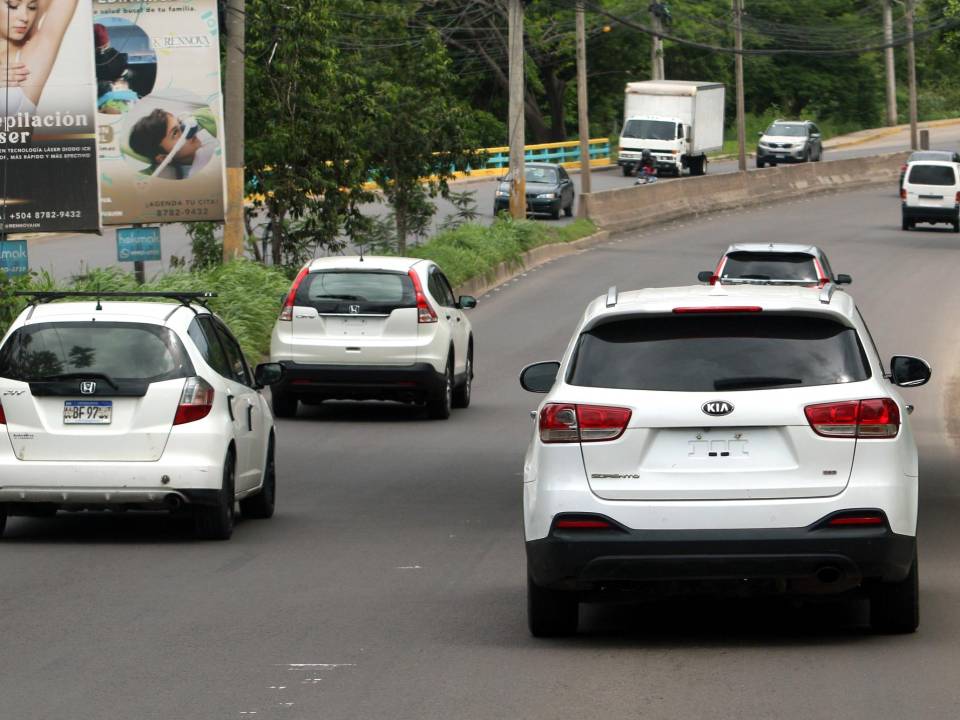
[702,400,733,416]
[80,381,96,395]
[348,305,361,314]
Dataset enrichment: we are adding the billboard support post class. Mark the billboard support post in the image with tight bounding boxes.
[223,0,245,261]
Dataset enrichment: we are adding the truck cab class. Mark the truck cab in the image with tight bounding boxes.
[617,115,689,176]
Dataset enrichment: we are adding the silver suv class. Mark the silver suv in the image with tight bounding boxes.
[757,120,823,168]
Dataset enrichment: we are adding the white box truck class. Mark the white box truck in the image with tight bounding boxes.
[618,80,725,177]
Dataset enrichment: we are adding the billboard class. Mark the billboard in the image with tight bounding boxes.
[93,0,226,225]
[0,0,101,234]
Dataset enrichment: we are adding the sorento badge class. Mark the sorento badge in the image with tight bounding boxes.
[702,400,733,416]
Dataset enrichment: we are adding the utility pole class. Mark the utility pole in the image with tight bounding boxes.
[575,0,591,209]
[882,0,898,126]
[222,0,245,261]
[733,0,747,172]
[905,0,919,150]
[649,2,665,80]
[508,0,526,220]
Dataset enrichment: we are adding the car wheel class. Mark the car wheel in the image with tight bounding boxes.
[528,574,578,637]
[194,450,236,540]
[452,346,473,409]
[954,218,960,234]
[563,199,574,217]
[240,436,276,520]
[550,206,561,220]
[756,159,765,169]
[869,549,919,634]
[902,215,912,231]
[0,505,7,538]
[621,165,632,177]
[427,357,453,420]
[271,388,298,418]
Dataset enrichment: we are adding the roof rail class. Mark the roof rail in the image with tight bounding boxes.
[14,290,217,313]
[818,282,836,304]
[606,286,618,308]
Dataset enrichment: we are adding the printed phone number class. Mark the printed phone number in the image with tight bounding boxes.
[5,210,83,220]
[155,208,213,218]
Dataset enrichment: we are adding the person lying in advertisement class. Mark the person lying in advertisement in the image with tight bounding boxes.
[1,0,79,116]
[127,107,218,180]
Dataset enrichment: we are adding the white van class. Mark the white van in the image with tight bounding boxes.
[901,160,960,232]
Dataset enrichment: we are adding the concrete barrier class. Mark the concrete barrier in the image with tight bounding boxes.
[583,151,910,234]
[456,230,610,297]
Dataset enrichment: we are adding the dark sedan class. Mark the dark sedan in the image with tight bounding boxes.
[493,163,575,220]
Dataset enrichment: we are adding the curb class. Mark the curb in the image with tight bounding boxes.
[455,229,610,297]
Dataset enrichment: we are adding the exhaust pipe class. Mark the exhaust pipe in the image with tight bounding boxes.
[815,566,842,584]
[164,494,185,511]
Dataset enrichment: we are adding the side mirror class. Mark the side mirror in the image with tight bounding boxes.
[255,362,284,388]
[757,131,764,137]
[697,270,714,283]
[835,273,852,285]
[890,355,931,387]
[519,361,561,393]
[458,295,477,310]
[811,133,821,140]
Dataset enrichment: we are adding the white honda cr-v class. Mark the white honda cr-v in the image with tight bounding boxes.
[269,256,476,419]
[0,292,284,540]
[520,283,930,636]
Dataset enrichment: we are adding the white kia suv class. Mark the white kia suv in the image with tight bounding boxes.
[269,256,476,419]
[0,292,285,540]
[520,283,930,636]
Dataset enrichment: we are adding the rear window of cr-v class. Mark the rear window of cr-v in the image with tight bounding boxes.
[567,314,870,392]
[721,252,819,282]
[295,271,416,314]
[0,322,192,382]
[907,164,957,186]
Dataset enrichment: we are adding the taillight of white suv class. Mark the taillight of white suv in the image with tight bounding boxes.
[173,377,215,425]
[804,398,900,438]
[539,403,632,443]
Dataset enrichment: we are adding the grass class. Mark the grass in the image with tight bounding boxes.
[1,261,291,364]
[410,216,597,287]
[2,218,597,362]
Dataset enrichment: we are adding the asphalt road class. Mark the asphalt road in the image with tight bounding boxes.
[21,120,960,280]
[4,185,960,718]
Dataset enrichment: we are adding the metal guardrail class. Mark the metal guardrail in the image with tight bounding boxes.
[467,138,612,178]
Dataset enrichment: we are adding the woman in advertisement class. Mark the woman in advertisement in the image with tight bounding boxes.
[1,0,79,114]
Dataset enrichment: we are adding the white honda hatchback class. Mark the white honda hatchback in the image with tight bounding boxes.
[520,283,930,636]
[0,292,285,540]
[269,256,476,419]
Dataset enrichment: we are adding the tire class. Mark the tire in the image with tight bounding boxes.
[452,346,473,409]
[194,450,236,540]
[550,206,561,220]
[271,387,298,418]
[902,215,912,231]
[869,549,919,634]
[0,505,7,538]
[563,199,574,217]
[240,436,276,520]
[756,159,766,169]
[954,218,960,234]
[621,165,632,177]
[528,574,578,637]
[427,357,453,420]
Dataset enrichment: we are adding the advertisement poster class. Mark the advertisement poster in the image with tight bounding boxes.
[1,0,100,233]
[93,0,226,225]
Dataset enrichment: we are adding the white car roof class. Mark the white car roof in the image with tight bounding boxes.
[905,160,958,167]
[306,256,426,273]
[20,301,202,325]
[725,243,820,256]
[584,284,856,328]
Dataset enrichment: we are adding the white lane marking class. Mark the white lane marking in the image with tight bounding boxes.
[282,663,356,668]
[268,685,287,690]
[396,565,423,570]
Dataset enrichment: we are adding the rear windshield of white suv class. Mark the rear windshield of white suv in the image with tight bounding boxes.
[296,271,416,314]
[0,322,192,382]
[721,252,819,282]
[567,315,869,392]
[907,164,957,186]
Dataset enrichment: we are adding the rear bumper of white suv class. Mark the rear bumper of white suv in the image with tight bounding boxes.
[273,361,446,402]
[526,515,915,595]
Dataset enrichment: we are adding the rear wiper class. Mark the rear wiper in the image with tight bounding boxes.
[315,294,364,300]
[713,376,803,390]
[32,372,120,390]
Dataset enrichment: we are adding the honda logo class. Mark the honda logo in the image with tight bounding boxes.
[348,305,361,314]
[702,400,733,416]
[80,381,96,395]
